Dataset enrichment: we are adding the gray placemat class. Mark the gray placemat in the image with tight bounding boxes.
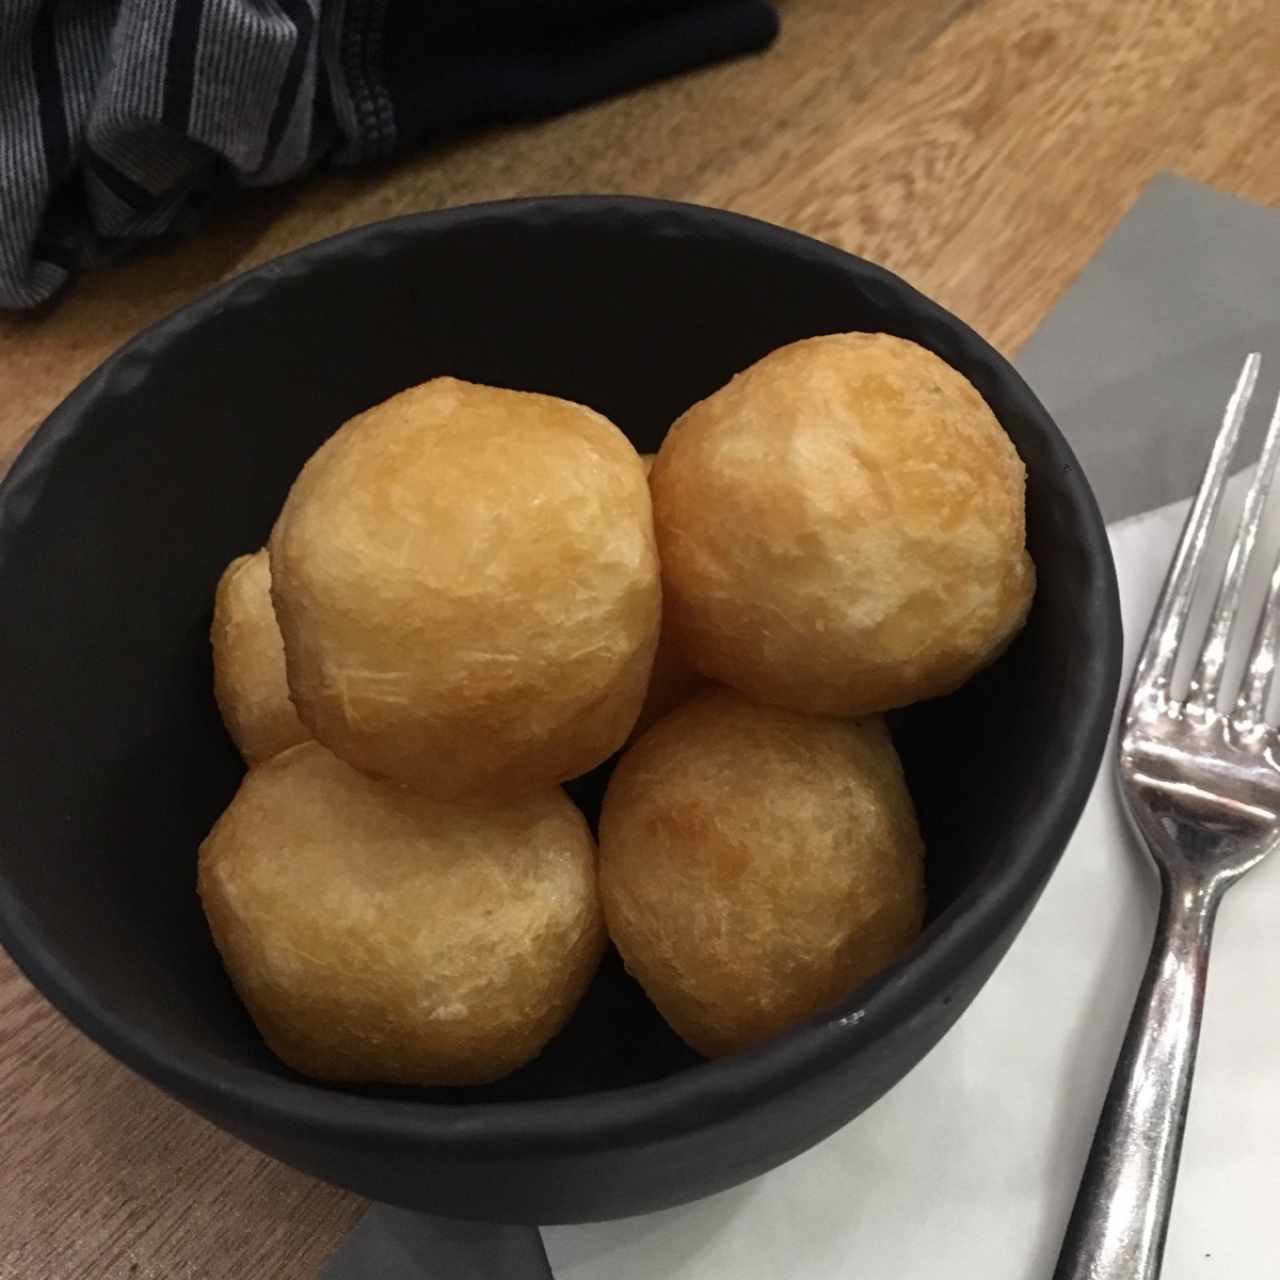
[1016,173,1280,523]
[321,171,1280,1280]
[321,1208,552,1280]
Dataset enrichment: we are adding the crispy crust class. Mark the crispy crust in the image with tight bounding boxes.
[198,742,605,1085]
[270,377,660,797]
[211,548,309,765]
[599,688,925,1057]
[651,333,1035,715]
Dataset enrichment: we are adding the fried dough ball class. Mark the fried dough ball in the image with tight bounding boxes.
[270,377,660,797]
[631,626,707,738]
[198,741,605,1086]
[599,688,925,1057]
[631,453,706,736]
[650,333,1035,715]
[211,549,309,765]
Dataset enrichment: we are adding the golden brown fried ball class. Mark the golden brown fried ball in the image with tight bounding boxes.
[631,453,706,736]
[630,626,707,738]
[198,741,605,1086]
[270,377,660,797]
[211,549,309,765]
[650,333,1035,715]
[599,688,925,1057]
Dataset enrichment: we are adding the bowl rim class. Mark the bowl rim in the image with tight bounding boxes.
[0,193,1122,1160]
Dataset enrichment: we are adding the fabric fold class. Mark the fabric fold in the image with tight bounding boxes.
[0,0,778,310]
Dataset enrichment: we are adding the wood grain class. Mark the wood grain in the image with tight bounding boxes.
[3,0,1280,1275]
[0,0,967,478]
[713,0,1280,353]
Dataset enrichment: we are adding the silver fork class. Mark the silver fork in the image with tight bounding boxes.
[1054,354,1280,1280]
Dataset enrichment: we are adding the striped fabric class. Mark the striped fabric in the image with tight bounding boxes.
[0,0,397,309]
[0,0,777,311]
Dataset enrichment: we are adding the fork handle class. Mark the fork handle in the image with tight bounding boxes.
[1053,867,1222,1280]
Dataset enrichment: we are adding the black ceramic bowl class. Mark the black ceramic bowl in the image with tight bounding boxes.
[0,197,1120,1224]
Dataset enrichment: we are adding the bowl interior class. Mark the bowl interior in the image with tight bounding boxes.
[0,200,1101,1109]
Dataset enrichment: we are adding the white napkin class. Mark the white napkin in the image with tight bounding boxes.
[545,473,1280,1279]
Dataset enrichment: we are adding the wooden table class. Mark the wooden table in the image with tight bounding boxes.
[3,0,1278,1275]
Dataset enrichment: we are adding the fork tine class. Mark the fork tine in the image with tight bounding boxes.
[1131,354,1261,706]
[1187,382,1280,717]
[1232,390,1280,729]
